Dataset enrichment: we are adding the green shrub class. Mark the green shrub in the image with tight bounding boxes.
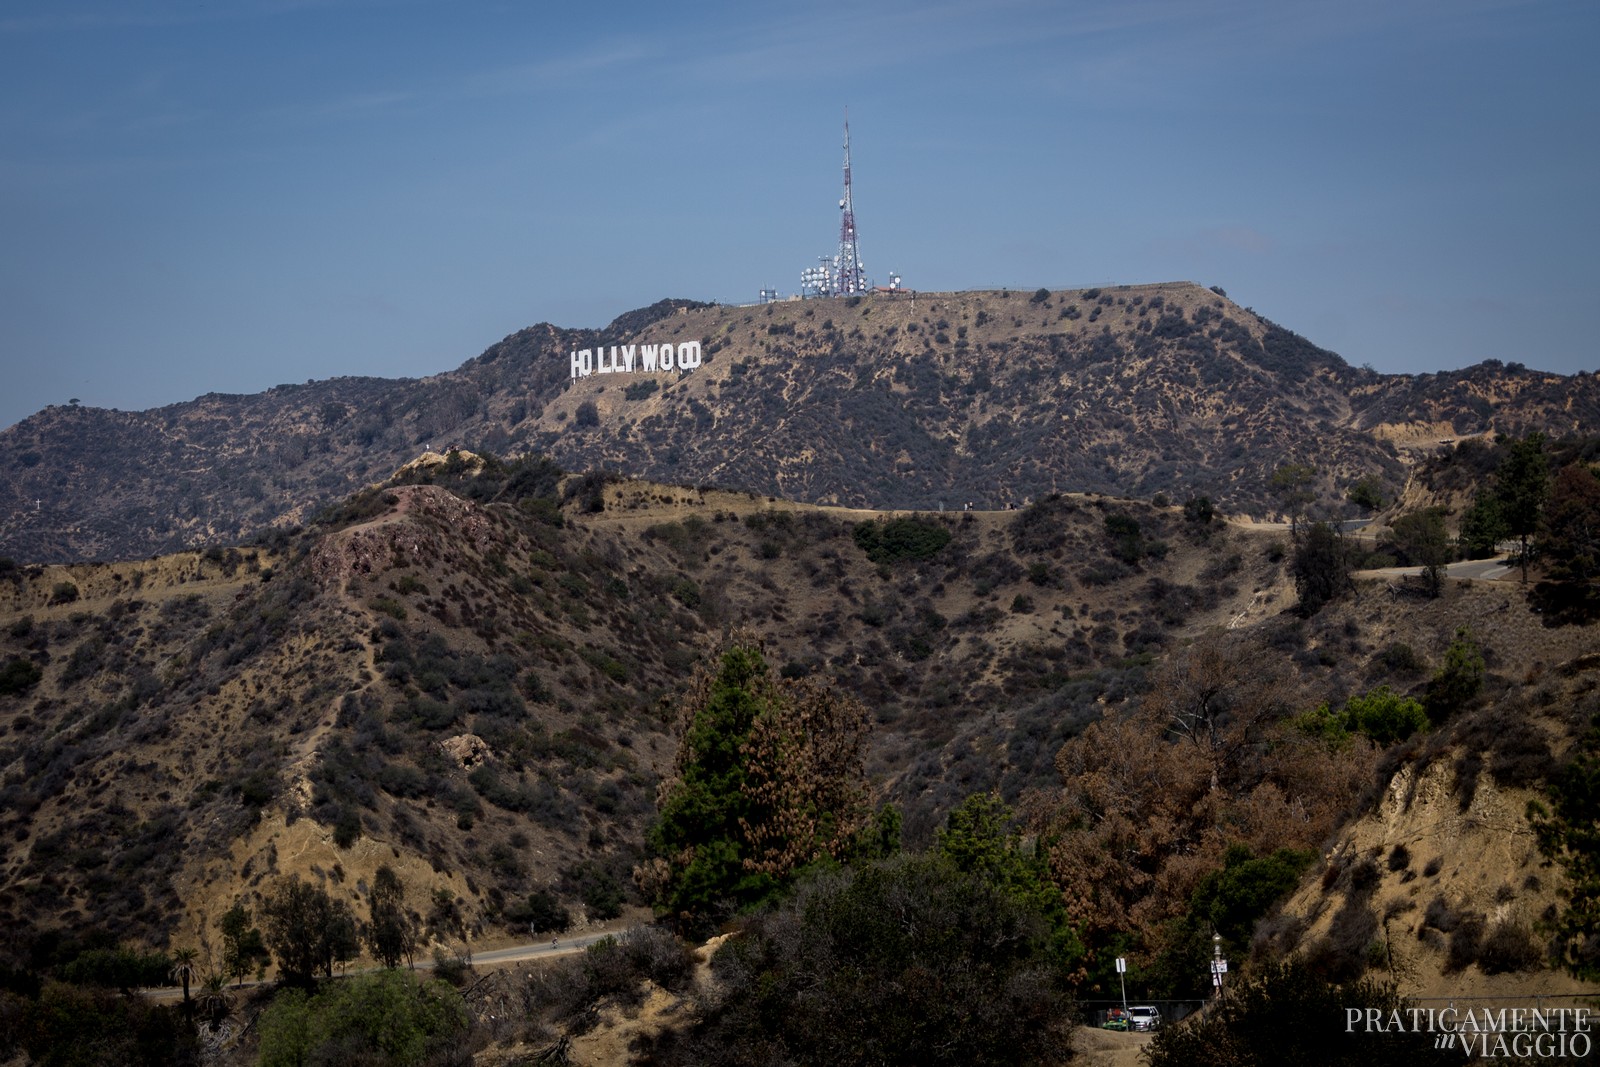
[1147,958,1459,1066]
[13,982,197,1066]
[58,946,173,992]
[650,855,1073,1066]
[669,576,701,609]
[256,970,468,1067]
[506,888,571,933]
[0,657,42,696]
[852,516,952,564]
[332,806,362,848]
[1343,686,1429,746]
[1183,495,1216,524]
[1347,476,1386,512]
[1293,702,1351,748]
[368,596,407,621]
[1477,920,1543,974]
[1378,642,1423,674]
[394,574,428,595]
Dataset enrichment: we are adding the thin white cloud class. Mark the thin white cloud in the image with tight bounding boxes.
[459,42,656,97]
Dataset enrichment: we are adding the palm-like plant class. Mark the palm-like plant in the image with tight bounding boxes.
[170,947,200,1012]
[197,972,233,1028]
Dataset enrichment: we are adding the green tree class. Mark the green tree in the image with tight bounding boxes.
[1389,508,1450,597]
[1538,463,1600,584]
[1423,627,1485,721]
[256,969,468,1067]
[365,865,416,969]
[646,640,869,932]
[196,972,233,1029]
[1271,462,1317,532]
[1290,521,1352,616]
[1152,845,1314,998]
[1292,702,1352,749]
[935,794,1080,963]
[661,855,1075,1067]
[260,877,359,988]
[1497,432,1550,582]
[1458,489,1508,559]
[1346,475,1386,513]
[1528,712,1600,980]
[848,803,902,863]
[169,947,199,1015]
[218,901,268,987]
[426,889,468,958]
[1105,513,1147,564]
[327,905,360,977]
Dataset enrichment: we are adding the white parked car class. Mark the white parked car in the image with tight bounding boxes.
[1128,1005,1162,1032]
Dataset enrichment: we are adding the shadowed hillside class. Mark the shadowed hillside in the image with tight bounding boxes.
[3,451,1598,1067]
[1,455,1284,955]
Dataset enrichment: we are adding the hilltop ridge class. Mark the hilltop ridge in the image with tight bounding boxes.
[4,283,1597,564]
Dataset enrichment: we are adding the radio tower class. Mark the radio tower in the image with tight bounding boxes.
[836,113,867,295]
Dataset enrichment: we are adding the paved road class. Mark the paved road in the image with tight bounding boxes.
[1355,557,1515,582]
[143,927,630,1002]
[470,929,624,968]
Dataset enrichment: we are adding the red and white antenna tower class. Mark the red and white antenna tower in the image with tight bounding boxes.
[836,112,867,295]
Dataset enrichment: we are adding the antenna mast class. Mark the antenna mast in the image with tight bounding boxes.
[836,112,867,295]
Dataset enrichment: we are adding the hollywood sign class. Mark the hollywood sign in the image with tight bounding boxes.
[570,341,702,379]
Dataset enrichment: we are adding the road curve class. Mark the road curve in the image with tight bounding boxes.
[1355,556,1515,583]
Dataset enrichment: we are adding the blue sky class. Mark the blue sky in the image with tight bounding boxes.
[1,0,1596,430]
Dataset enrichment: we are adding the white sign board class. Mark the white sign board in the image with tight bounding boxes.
[570,340,702,379]
[1115,957,1126,974]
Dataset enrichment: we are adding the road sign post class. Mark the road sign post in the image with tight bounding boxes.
[1211,934,1227,996]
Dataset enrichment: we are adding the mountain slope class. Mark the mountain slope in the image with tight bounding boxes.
[4,459,1596,1019]
[4,284,1596,564]
[1,459,1290,955]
